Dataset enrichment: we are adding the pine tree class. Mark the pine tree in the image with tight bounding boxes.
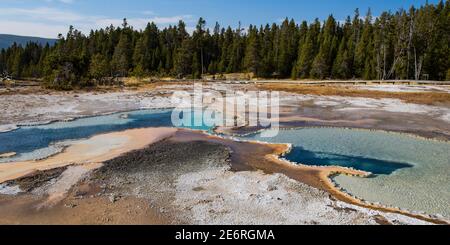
[192,18,206,77]
[89,53,110,82]
[1,2,448,85]
[311,15,338,79]
[333,35,352,79]
[132,37,146,76]
[354,9,374,78]
[140,22,160,72]
[294,19,321,78]
[277,19,298,77]
[218,27,233,73]
[244,25,261,76]
[228,22,245,73]
[111,32,131,77]
[174,39,194,78]
[258,24,273,77]
[291,21,308,78]
[0,49,5,74]
[10,45,24,78]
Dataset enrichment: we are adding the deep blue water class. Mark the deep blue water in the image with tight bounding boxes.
[243,128,416,175]
[285,146,412,175]
[2,117,448,217]
[2,115,450,217]
[244,128,450,217]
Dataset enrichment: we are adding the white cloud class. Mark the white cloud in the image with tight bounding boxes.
[0,20,69,38]
[0,7,87,23]
[0,6,194,38]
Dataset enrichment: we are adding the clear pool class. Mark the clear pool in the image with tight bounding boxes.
[244,128,450,218]
[0,109,212,162]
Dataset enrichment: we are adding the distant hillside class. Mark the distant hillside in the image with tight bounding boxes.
[0,34,57,50]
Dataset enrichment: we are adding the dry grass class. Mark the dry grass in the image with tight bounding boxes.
[0,80,196,95]
[258,83,450,106]
[204,72,255,80]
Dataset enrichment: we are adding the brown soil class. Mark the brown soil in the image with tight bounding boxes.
[0,193,169,225]
[0,129,446,225]
[258,83,450,106]
[171,130,448,224]
[6,168,67,192]
[0,80,194,95]
[172,130,363,187]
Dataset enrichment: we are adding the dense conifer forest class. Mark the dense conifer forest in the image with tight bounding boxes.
[0,1,449,89]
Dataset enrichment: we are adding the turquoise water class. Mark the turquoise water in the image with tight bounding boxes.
[286,145,412,175]
[1,113,449,218]
[244,128,450,218]
[0,109,212,163]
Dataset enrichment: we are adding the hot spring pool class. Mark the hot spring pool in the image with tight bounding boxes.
[1,111,449,219]
[244,128,450,218]
[0,109,212,163]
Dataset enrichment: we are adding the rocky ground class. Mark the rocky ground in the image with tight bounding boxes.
[0,81,449,225]
[0,135,432,225]
[1,82,449,139]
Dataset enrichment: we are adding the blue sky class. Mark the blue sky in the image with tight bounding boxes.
[0,0,440,38]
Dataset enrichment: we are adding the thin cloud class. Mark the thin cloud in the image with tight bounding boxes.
[0,6,194,37]
[0,20,69,38]
[0,7,88,23]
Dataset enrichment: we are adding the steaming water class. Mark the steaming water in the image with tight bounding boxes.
[244,128,450,218]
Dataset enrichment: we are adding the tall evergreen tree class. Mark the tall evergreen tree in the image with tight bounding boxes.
[354,9,374,78]
[89,53,110,82]
[1,1,448,87]
[311,15,338,79]
[291,21,308,78]
[132,37,146,76]
[277,19,298,77]
[111,29,132,76]
[294,19,321,78]
[244,25,261,76]
[174,39,194,77]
